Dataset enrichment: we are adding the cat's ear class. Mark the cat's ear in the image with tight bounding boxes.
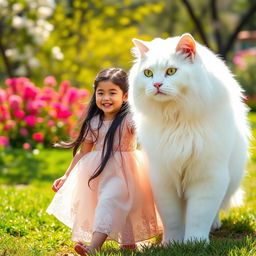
[176,33,196,61]
[132,39,149,57]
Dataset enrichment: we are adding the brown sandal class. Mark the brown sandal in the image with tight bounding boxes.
[74,243,91,255]
[120,244,137,250]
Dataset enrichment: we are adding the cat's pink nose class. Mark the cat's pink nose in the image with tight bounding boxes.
[154,83,163,89]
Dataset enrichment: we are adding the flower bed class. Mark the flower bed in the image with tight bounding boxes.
[0,77,89,149]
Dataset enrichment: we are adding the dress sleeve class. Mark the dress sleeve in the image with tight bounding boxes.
[83,117,97,143]
[126,113,136,134]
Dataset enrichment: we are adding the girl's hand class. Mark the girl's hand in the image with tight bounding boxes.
[52,175,67,192]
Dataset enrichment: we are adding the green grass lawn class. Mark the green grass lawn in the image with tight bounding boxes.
[1,115,256,256]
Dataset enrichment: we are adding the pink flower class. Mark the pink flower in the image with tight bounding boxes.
[5,78,18,93]
[23,143,31,150]
[23,82,38,100]
[20,128,28,136]
[14,109,25,119]
[32,132,44,143]
[24,115,37,127]
[0,105,10,122]
[5,77,29,94]
[25,102,38,115]
[79,89,89,99]
[22,142,31,150]
[37,117,44,123]
[9,95,23,110]
[47,120,55,127]
[0,89,7,104]
[3,120,16,131]
[51,102,72,119]
[39,87,56,101]
[66,88,79,104]
[44,76,57,86]
[0,136,9,147]
[49,110,57,118]
[57,108,72,119]
[59,80,71,95]
[26,100,46,115]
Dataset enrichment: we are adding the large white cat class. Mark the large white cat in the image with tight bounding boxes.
[129,34,249,243]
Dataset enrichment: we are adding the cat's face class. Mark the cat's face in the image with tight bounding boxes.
[130,34,198,104]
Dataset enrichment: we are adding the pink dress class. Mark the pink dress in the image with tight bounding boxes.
[47,114,162,244]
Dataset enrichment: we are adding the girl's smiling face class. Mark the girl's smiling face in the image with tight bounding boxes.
[96,80,128,120]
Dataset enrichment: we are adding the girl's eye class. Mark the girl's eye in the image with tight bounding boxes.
[166,68,177,76]
[144,69,153,77]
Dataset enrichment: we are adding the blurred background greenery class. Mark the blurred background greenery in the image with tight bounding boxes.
[0,0,256,91]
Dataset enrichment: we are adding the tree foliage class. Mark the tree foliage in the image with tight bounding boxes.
[0,0,255,88]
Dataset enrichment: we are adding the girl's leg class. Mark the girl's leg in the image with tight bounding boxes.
[74,232,108,255]
[90,232,108,250]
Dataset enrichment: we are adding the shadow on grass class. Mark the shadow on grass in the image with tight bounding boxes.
[211,210,256,240]
[0,148,71,184]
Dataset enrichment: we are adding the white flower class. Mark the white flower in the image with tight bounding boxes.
[12,16,25,29]
[24,19,35,29]
[37,19,53,31]
[44,22,54,32]
[15,65,27,76]
[33,35,45,45]
[32,149,40,155]
[52,46,64,60]
[12,3,23,13]
[57,121,64,128]
[38,0,55,8]
[28,57,40,69]
[0,0,7,8]
[27,1,38,10]
[37,6,53,18]
[24,45,34,59]
[5,48,22,60]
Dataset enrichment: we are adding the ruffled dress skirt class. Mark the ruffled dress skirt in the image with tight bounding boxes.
[47,149,162,244]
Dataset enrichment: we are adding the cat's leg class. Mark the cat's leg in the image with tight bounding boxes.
[149,165,184,244]
[211,212,221,230]
[184,167,229,242]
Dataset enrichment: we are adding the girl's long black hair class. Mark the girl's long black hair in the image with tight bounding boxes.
[55,68,130,186]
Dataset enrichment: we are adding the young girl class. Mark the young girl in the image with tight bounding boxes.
[47,68,162,255]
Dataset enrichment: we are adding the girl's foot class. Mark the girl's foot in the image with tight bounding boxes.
[120,244,137,250]
[74,242,92,255]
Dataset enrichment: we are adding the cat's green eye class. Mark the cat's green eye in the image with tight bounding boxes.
[144,69,153,77]
[166,68,177,76]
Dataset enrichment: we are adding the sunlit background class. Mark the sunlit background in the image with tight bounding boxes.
[0,1,256,255]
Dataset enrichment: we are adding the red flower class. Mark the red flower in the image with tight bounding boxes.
[32,132,44,143]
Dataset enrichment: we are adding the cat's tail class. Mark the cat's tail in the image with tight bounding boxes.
[222,188,244,210]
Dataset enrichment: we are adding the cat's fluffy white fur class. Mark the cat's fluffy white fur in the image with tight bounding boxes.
[129,34,249,243]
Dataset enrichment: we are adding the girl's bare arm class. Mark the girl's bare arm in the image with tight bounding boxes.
[52,140,93,192]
